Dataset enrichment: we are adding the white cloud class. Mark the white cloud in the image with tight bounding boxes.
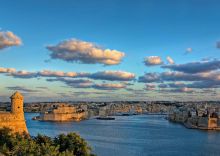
[0,31,22,49]
[89,71,135,81]
[144,56,163,66]
[47,39,125,65]
[0,67,135,82]
[0,67,16,73]
[166,56,175,64]
[38,70,78,77]
[177,87,193,93]
[185,47,193,54]
[47,78,126,90]
[162,59,220,73]
[145,84,156,90]
[93,83,126,90]
[9,70,37,78]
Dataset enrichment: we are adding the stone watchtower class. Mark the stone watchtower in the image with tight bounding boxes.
[11,91,24,114]
[0,91,28,134]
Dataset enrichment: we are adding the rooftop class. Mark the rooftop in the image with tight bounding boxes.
[10,91,23,99]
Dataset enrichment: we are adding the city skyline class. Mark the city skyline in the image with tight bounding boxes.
[1,0,220,101]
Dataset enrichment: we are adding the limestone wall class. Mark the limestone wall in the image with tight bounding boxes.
[54,107,76,113]
[208,118,218,128]
[197,117,218,128]
[0,92,28,134]
[40,112,85,121]
[40,105,86,122]
[0,118,28,134]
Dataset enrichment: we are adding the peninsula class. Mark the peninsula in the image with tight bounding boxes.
[168,104,220,130]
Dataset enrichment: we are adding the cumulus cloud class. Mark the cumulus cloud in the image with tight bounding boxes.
[145,84,156,91]
[47,77,126,90]
[168,82,186,88]
[93,83,126,90]
[144,56,163,66]
[185,47,193,54]
[6,86,39,93]
[139,70,220,89]
[139,71,217,83]
[89,71,135,81]
[158,84,168,88]
[0,67,16,73]
[70,91,107,96]
[139,59,220,92]
[166,56,175,64]
[0,67,38,78]
[138,72,178,83]
[0,31,22,49]
[49,78,94,88]
[161,71,200,82]
[9,70,80,79]
[125,88,146,94]
[172,87,194,93]
[187,80,220,89]
[138,72,161,83]
[159,87,194,94]
[1,67,135,82]
[38,70,78,77]
[46,39,125,65]
[162,59,220,73]
[9,70,37,79]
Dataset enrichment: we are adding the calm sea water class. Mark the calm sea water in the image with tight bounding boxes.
[25,113,220,156]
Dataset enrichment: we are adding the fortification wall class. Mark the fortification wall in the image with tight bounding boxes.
[208,118,218,128]
[40,111,85,121]
[0,113,28,133]
[197,117,218,128]
[0,92,28,134]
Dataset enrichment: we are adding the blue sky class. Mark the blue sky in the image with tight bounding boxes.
[1,0,220,102]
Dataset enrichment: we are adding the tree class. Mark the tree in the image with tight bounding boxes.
[54,133,92,156]
[0,128,95,156]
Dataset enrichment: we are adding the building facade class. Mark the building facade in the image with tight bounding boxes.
[39,104,86,121]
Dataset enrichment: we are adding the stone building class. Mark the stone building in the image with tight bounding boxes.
[0,92,28,134]
[38,104,86,121]
[197,117,218,129]
[168,108,189,123]
[169,106,220,130]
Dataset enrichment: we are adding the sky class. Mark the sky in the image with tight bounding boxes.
[1,0,220,102]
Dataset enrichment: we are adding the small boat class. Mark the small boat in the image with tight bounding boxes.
[32,116,40,120]
[121,113,131,116]
[96,116,115,120]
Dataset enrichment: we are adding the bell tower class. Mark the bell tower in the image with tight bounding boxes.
[10,91,24,114]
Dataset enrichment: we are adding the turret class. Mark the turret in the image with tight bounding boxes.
[10,91,24,114]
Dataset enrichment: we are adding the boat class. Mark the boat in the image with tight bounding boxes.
[96,116,115,120]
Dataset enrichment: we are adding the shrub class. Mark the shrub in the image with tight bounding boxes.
[0,128,95,156]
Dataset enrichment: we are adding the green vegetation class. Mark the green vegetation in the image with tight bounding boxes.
[0,128,95,156]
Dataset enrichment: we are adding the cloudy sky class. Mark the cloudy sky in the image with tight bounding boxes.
[1,0,220,102]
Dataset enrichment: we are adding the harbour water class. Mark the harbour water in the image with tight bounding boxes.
[26,113,220,156]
